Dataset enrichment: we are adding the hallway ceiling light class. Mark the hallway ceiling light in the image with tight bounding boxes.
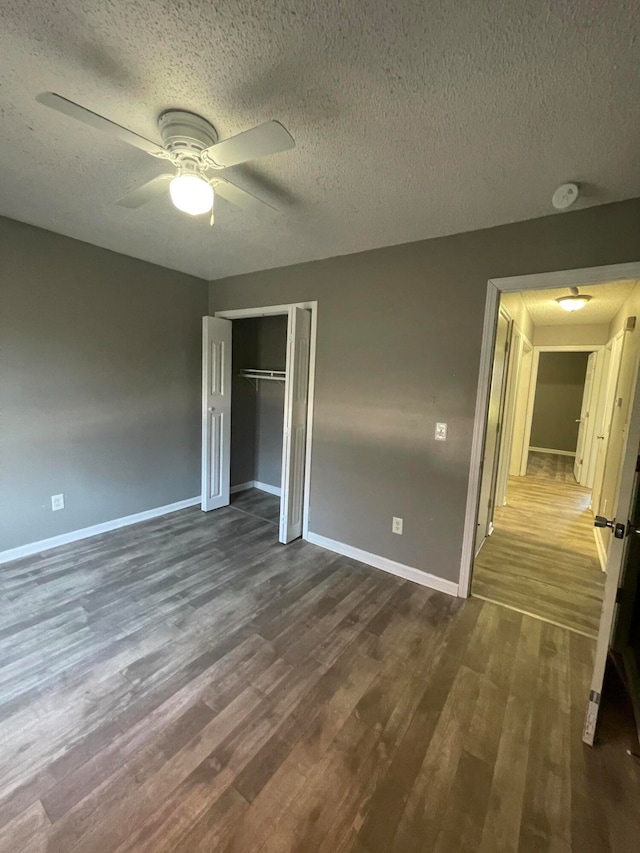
[556,287,592,312]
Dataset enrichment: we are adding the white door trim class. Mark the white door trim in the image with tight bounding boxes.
[214,301,318,541]
[459,261,640,599]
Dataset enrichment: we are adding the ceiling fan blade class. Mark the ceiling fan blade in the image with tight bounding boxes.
[116,174,173,208]
[36,92,167,158]
[213,178,278,214]
[203,120,294,168]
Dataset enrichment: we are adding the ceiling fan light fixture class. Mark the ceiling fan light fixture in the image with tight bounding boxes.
[556,287,592,312]
[169,173,214,216]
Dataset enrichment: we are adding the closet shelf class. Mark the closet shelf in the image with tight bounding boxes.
[239,368,286,387]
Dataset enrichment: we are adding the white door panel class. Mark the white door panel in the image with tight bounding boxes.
[584,358,640,744]
[202,317,232,511]
[280,308,311,543]
[475,311,511,553]
[574,351,596,484]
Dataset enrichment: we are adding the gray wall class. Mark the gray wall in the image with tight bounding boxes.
[0,216,208,551]
[255,316,286,489]
[230,319,259,487]
[530,352,590,452]
[209,198,640,584]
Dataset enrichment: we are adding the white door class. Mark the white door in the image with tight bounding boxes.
[511,342,533,476]
[475,311,511,552]
[574,351,597,484]
[583,363,640,745]
[495,328,522,508]
[279,308,311,543]
[201,317,232,511]
[592,334,624,514]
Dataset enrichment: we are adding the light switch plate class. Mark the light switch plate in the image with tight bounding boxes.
[435,422,447,441]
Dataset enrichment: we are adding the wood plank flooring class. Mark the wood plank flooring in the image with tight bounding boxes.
[473,456,605,636]
[526,450,578,482]
[0,502,638,851]
[230,487,280,525]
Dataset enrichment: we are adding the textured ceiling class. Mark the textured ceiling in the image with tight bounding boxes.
[1,1,640,281]
[521,280,637,326]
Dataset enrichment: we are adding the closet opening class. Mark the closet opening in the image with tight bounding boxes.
[230,316,288,537]
[201,302,317,545]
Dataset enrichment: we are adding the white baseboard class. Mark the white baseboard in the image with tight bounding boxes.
[304,531,459,597]
[594,527,608,572]
[254,481,281,497]
[529,447,576,457]
[0,497,201,566]
[230,480,282,498]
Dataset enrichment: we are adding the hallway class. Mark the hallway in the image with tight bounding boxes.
[472,454,606,637]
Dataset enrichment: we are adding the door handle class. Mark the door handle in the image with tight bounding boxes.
[208,407,215,412]
[575,418,583,423]
[596,434,605,439]
[594,515,626,539]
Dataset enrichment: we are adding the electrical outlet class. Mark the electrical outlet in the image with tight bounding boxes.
[435,422,447,441]
[51,494,65,511]
[392,517,403,535]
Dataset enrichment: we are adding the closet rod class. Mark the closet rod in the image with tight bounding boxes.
[239,368,286,386]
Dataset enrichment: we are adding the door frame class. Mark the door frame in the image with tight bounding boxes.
[214,301,318,539]
[459,261,640,598]
[520,345,603,478]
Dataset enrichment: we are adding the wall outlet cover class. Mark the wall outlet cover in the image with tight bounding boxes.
[392,516,403,535]
[51,494,65,511]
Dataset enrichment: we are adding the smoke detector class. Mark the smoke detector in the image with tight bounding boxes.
[552,183,579,210]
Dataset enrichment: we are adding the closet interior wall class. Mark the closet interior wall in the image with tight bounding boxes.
[230,316,287,493]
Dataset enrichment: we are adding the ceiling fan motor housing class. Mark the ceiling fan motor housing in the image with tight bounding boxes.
[158,110,218,172]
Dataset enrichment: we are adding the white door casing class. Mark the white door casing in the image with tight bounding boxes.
[574,351,597,484]
[280,307,311,543]
[201,317,232,512]
[583,361,640,745]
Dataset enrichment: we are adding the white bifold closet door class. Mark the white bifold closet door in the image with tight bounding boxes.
[201,317,232,511]
[279,307,311,543]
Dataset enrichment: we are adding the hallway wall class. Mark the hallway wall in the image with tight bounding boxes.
[530,352,590,452]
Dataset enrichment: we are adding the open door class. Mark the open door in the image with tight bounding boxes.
[583,361,640,745]
[201,317,232,512]
[611,459,640,745]
[475,310,512,552]
[574,351,597,485]
[279,308,311,543]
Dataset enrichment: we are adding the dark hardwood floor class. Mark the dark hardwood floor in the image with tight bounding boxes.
[230,487,280,525]
[0,503,639,852]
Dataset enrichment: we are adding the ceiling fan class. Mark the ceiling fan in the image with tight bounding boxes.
[36,92,295,221]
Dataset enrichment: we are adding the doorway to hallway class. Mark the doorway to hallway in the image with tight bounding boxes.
[469,276,639,639]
